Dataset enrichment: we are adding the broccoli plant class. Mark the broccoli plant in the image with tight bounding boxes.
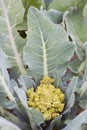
[0,0,87,130]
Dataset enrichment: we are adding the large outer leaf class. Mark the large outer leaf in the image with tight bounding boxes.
[0,116,22,130]
[62,109,87,130]
[0,49,16,109]
[0,0,26,74]
[23,7,74,80]
[64,9,87,44]
[48,0,87,11]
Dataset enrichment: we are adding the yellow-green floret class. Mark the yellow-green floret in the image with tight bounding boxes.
[26,76,65,120]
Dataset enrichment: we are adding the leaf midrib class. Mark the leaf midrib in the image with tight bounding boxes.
[39,29,48,76]
[1,0,26,74]
[31,11,48,76]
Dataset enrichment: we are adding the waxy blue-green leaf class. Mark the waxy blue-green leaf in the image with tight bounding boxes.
[64,9,87,44]
[14,85,28,109]
[83,47,87,83]
[0,69,16,109]
[44,9,63,24]
[44,0,52,8]
[48,0,87,11]
[62,109,87,130]
[74,43,85,60]
[79,100,87,109]
[27,108,44,130]
[79,60,87,109]
[0,116,22,130]
[0,0,26,74]
[23,7,74,80]
[0,49,10,69]
[0,107,19,125]
[18,75,36,91]
[83,3,87,18]
[68,59,83,74]
[50,115,62,130]
[14,86,44,130]
[0,49,16,109]
[65,77,78,113]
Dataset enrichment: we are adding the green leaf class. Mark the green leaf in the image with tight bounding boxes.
[78,60,86,74]
[79,100,87,109]
[44,0,52,8]
[83,3,87,18]
[83,47,87,82]
[81,123,87,130]
[44,9,63,24]
[0,0,26,74]
[80,81,87,96]
[68,59,83,74]
[52,69,67,92]
[79,82,87,109]
[14,86,28,108]
[0,116,22,130]
[65,77,78,112]
[62,109,87,130]
[22,0,45,19]
[64,9,87,44]
[17,0,45,30]
[18,75,36,91]
[0,107,19,125]
[23,7,74,81]
[27,109,44,130]
[14,86,44,129]
[74,43,85,60]
[48,0,87,11]
[27,108,45,125]
[57,63,68,77]
[0,69,16,109]
[0,49,10,69]
[0,50,16,109]
[50,115,62,130]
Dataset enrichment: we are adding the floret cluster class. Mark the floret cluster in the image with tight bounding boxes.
[26,76,65,120]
